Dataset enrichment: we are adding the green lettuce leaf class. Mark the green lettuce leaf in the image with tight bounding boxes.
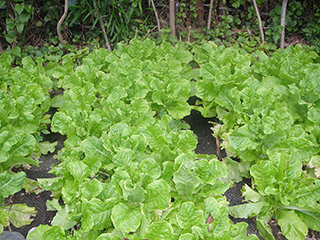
[143,221,173,240]
[111,203,142,234]
[2,203,36,228]
[177,202,204,230]
[0,171,25,204]
[275,209,308,240]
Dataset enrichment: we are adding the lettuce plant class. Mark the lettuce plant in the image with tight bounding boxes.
[0,52,56,232]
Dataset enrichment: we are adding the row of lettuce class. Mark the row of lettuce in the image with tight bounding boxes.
[0,39,319,240]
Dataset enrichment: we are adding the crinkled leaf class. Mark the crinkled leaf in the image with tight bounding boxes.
[51,94,65,108]
[96,233,121,240]
[139,158,161,187]
[177,202,204,230]
[176,130,197,153]
[220,157,251,183]
[144,221,173,240]
[173,165,200,200]
[120,180,146,202]
[144,179,171,211]
[250,161,277,195]
[82,198,120,231]
[208,206,231,234]
[229,125,259,151]
[67,161,91,183]
[81,136,110,165]
[231,222,259,239]
[51,205,77,230]
[112,148,134,168]
[111,203,141,233]
[195,158,227,184]
[42,225,66,240]
[26,224,52,240]
[179,233,196,240]
[38,141,57,155]
[146,125,166,153]
[51,112,74,135]
[215,84,239,110]
[9,133,36,156]
[166,101,191,120]
[0,171,25,203]
[81,179,103,200]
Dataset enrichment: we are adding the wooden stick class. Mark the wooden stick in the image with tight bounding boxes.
[252,0,264,45]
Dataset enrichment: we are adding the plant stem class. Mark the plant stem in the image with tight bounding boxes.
[57,0,68,44]
[280,0,288,49]
[150,0,160,33]
[93,0,112,52]
[252,0,264,45]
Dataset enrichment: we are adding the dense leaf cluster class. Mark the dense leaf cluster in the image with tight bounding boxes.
[30,39,255,239]
[1,39,320,239]
[194,42,320,239]
[0,53,56,231]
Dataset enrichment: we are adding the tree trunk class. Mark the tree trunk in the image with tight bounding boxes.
[280,0,288,49]
[169,0,176,36]
[207,0,214,30]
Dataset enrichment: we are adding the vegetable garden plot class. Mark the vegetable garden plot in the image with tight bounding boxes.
[1,39,320,240]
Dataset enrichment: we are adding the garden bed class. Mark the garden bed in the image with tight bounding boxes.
[1,39,320,240]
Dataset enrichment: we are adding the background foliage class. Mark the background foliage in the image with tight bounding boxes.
[0,0,320,54]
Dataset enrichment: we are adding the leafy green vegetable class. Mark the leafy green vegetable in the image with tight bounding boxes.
[5,40,320,239]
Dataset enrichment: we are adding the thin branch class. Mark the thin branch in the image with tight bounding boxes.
[150,0,161,33]
[246,27,261,45]
[207,0,214,30]
[93,0,111,52]
[280,0,288,49]
[57,0,68,44]
[252,0,264,45]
